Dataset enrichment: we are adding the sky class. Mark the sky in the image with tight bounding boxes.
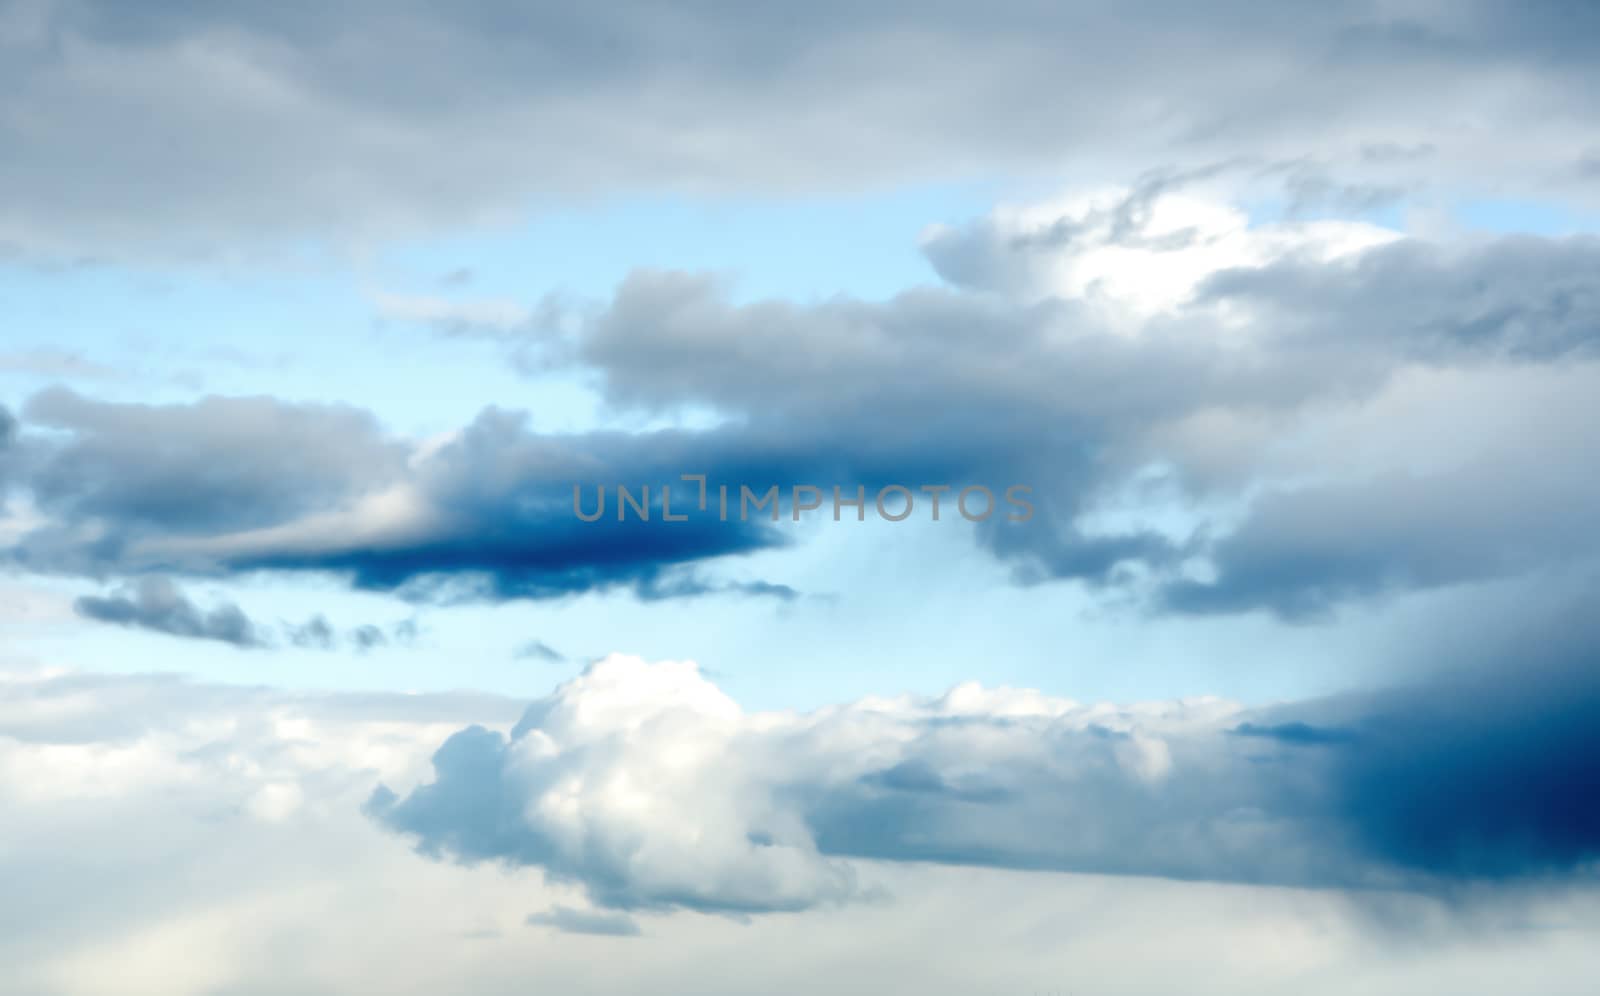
[2,2,1600,993]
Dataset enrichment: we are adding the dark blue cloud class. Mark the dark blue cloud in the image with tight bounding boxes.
[1324,642,1600,881]
[1230,721,1359,746]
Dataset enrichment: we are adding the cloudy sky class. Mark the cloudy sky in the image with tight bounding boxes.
[3,1,1599,992]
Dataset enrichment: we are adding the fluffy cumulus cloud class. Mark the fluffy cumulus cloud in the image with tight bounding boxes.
[4,1,1600,258]
[372,605,1600,914]
[7,665,1600,996]
[2,619,1598,993]
[370,655,864,914]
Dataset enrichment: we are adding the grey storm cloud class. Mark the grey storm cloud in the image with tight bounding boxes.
[7,218,1600,616]
[3,1,1600,258]
[74,576,264,648]
[368,598,1600,914]
[73,576,420,651]
[19,386,409,537]
[1197,235,1600,363]
[1159,446,1600,620]
[5,392,804,602]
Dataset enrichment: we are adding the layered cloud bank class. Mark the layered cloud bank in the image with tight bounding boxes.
[5,631,1597,937]
[6,185,1600,634]
[372,614,1600,915]
[4,1,1600,257]
[8,658,1600,995]
[4,608,1596,991]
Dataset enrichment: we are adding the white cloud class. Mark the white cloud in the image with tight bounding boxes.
[4,660,1600,995]
[376,652,1314,912]
[921,185,1400,321]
